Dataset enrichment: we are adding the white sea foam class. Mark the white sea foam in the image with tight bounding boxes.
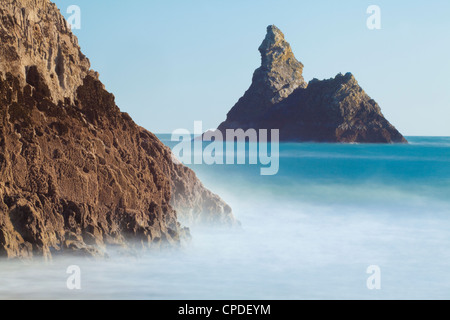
[1,138,449,299]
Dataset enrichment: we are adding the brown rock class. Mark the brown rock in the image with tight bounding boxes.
[0,0,236,259]
[169,161,235,226]
[0,0,93,104]
[216,25,407,144]
[261,73,408,143]
[218,25,307,131]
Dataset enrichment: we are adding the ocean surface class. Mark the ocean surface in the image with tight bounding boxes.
[1,136,450,300]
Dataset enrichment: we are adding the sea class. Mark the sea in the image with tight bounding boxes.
[0,136,449,300]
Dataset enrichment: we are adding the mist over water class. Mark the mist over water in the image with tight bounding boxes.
[1,137,450,299]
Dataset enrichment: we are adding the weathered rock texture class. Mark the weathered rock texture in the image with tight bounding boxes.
[169,161,234,226]
[217,25,407,143]
[219,25,307,131]
[0,0,236,259]
[0,0,92,104]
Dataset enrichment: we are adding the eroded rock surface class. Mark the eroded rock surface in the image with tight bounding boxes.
[218,25,307,131]
[262,73,408,143]
[217,25,407,143]
[0,0,236,259]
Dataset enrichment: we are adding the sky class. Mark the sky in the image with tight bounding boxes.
[53,0,450,136]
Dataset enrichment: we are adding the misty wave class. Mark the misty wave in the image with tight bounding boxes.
[1,137,450,299]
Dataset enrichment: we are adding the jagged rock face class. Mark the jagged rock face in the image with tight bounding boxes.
[169,164,235,226]
[0,72,174,258]
[263,73,408,143]
[217,25,407,143]
[0,0,93,104]
[219,25,307,130]
[0,72,191,258]
[0,0,236,258]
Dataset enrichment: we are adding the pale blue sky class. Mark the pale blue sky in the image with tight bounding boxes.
[53,0,450,136]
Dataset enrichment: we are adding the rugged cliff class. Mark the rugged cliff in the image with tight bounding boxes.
[218,25,307,131]
[0,0,236,259]
[217,25,407,143]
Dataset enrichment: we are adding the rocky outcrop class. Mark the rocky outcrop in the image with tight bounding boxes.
[217,25,407,143]
[261,73,408,143]
[0,0,93,104]
[169,161,235,226]
[218,25,307,131]
[0,0,236,259]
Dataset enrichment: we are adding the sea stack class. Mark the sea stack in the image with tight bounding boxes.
[0,0,236,259]
[217,25,407,143]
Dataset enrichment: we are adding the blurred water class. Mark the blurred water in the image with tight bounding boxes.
[1,136,449,300]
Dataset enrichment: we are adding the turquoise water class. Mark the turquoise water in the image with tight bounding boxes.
[163,135,450,219]
[0,136,449,299]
